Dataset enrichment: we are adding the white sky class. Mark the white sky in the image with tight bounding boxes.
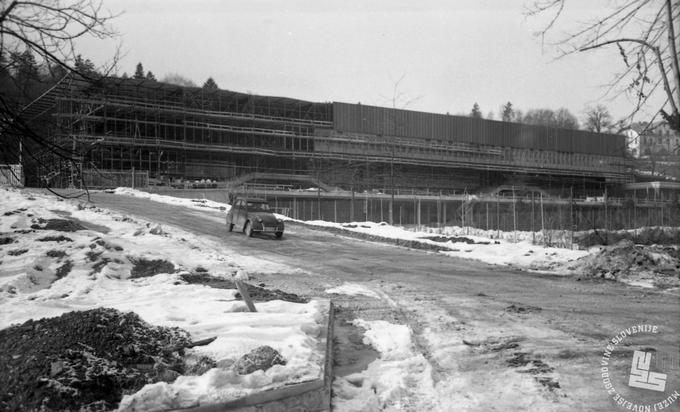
[77,0,665,123]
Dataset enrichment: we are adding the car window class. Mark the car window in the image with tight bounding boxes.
[246,202,270,212]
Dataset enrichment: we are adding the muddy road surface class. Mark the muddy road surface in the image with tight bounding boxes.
[88,192,680,411]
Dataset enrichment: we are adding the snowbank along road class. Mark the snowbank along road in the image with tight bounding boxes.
[88,192,680,411]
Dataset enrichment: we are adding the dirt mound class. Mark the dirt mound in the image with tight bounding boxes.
[0,236,15,245]
[0,308,191,411]
[575,241,680,288]
[31,218,87,232]
[129,258,175,278]
[505,304,542,314]
[575,227,680,247]
[419,235,492,244]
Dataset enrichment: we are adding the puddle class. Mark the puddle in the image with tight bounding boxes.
[50,210,110,234]
[332,307,380,377]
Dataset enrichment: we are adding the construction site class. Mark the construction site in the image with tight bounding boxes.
[18,76,680,230]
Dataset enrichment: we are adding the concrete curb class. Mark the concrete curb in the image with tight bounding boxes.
[183,300,334,412]
[291,221,453,253]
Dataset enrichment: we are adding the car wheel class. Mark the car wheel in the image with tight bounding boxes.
[227,221,234,232]
[244,221,253,237]
[275,231,283,239]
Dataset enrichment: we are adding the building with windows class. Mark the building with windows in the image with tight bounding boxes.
[632,122,680,157]
[21,76,630,196]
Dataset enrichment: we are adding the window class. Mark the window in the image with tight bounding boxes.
[247,202,270,212]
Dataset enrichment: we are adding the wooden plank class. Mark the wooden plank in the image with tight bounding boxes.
[234,280,257,312]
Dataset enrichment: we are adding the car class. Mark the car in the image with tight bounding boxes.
[226,197,284,239]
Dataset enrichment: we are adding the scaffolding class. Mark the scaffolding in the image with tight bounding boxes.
[25,75,631,194]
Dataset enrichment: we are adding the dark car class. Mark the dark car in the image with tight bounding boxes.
[226,197,284,238]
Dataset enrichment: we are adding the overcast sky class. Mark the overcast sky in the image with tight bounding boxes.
[77,0,664,123]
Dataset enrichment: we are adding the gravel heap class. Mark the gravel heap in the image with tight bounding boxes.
[577,240,680,288]
[233,345,286,375]
[0,308,191,411]
[575,226,680,247]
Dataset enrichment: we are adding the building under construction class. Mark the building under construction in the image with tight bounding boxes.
[23,76,630,196]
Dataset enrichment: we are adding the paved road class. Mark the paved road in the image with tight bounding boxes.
[89,192,680,410]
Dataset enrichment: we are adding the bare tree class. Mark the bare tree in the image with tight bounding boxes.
[1,1,117,77]
[0,1,117,194]
[583,104,614,133]
[378,73,423,110]
[554,107,579,129]
[523,107,579,129]
[526,0,680,132]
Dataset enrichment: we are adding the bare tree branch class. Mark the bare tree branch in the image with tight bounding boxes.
[527,0,680,132]
[0,0,119,193]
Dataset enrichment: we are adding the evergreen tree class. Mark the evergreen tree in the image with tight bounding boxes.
[12,49,39,82]
[133,62,145,79]
[47,63,68,81]
[121,72,129,79]
[145,71,156,81]
[203,77,219,91]
[501,102,514,122]
[11,49,40,95]
[470,102,482,119]
[74,54,98,78]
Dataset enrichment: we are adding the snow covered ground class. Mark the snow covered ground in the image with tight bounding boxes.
[3,187,677,411]
[112,188,591,275]
[327,283,579,411]
[110,188,680,289]
[0,188,326,410]
[115,188,680,289]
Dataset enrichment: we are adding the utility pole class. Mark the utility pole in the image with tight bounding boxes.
[390,143,394,225]
[570,186,575,248]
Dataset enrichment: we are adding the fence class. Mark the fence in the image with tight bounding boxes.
[265,195,678,228]
[261,193,680,248]
[81,169,149,189]
[145,187,680,247]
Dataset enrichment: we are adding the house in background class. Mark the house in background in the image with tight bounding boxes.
[631,122,680,158]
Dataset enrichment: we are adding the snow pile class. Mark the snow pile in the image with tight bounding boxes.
[331,315,566,411]
[325,283,382,299]
[112,187,231,213]
[0,188,326,410]
[305,220,588,274]
[332,319,437,411]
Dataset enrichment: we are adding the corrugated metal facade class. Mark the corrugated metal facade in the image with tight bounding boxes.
[332,102,626,156]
